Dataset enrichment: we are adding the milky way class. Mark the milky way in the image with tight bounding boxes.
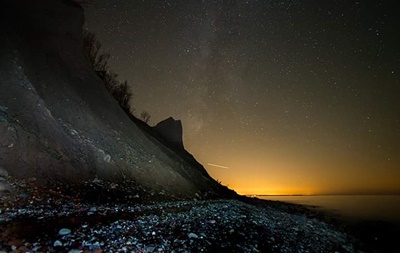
[85,1,399,195]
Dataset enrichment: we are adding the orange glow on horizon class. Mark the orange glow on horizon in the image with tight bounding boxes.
[186,124,400,197]
[203,160,400,196]
[232,186,317,196]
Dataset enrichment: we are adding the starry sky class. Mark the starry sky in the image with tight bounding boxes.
[85,0,400,195]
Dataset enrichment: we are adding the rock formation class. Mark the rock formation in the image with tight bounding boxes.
[0,0,233,200]
[153,117,184,150]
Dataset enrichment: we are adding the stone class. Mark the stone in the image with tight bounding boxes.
[103,154,111,163]
[145,246,155,252]
[53,240,62,247]
[59,228,71,236]
[188,233,198,239]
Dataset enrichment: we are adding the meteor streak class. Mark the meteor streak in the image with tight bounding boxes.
[207,163,229,169]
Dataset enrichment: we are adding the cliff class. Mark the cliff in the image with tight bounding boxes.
[153,117,185,150]
[0,0,233,200]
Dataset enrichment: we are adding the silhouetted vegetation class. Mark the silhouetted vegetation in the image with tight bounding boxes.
[82,30,134,114]
[140,111,151,124]
[82,31,110,73]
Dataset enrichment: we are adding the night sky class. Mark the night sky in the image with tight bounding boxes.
[85,1,400,195]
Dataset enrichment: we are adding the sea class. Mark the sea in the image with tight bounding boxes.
[258,195,400,224]
[258,195,400,252]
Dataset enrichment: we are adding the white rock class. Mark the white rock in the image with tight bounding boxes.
[59,228,71,236]
[104,154,111,163]
[188,233,198,239]
[53,240,62,247]
[145,246,155,252]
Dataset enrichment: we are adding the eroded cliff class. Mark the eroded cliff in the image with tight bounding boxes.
[0,0,232,200]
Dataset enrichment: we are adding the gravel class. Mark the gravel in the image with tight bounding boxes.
[0,200,356,252]
[0,177,357,253]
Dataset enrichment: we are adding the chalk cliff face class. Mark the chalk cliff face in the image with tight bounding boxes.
[0,0,232,199]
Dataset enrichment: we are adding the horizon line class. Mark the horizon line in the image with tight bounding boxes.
[251,193,400,197]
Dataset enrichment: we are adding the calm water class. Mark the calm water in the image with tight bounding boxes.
[259,195,400,224]
[259,195,400,252]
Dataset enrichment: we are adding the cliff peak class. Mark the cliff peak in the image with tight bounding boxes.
[153,117,184,150]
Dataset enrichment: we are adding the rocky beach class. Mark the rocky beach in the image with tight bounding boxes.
[1,1,398,252]
[0,174,359,253]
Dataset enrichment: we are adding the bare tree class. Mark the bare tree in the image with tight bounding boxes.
[82,30,110,73]
[112,80,133,112]
[140,111,151,124]
[82,31,134,113]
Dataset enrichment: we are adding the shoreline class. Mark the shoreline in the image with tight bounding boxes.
[245,196,400,253]
[1,176,398,252]
[1,198,356,253]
